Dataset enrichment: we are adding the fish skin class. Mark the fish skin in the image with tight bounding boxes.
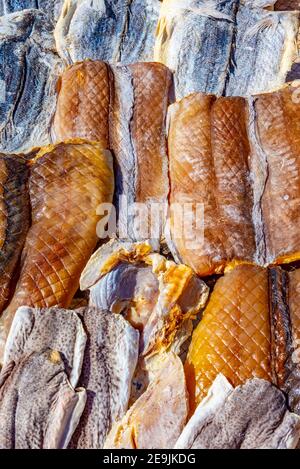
[0,1,64,22]
[0,155,30,315]
[185,264,272,413]
[3,306,87,388]
[80,239,209,356]
[55,0,130,64]
[176,376,300,449]
[110,62,171,248]
[119,0,161,63]
[0,140,114,362]
[225,6,299,96]
[155,0,237,99]
[254,85,300,265]
[52,60,110,147]
[0,10,63,153]
[104,352,188,449]
[275,0,300,9]
[69,307,139,449]
[0,349,86,449]
[270,267,300,415]
[167,93,256,276]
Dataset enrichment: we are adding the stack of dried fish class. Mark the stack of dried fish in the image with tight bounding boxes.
[0,0,300,451]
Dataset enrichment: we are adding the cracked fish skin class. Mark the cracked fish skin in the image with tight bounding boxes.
[55,0,130,64]
[69,308,139,449]
[110,62,171,248]
[0,349,86,449]
[225,6,299,96]
[185,265,272,413]
[104,352,188,449]
[0,10,63,153]
[175,376,300,449]
[0,140,114,361]
[0,155,30,315]
[155,0,237,99]
[254,85,300,265]
[0,1,64,22]
[80,240,209,356]
[167,93,256,277]
[52,61,110,147]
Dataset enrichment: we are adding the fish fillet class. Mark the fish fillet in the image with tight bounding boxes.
[226,6,298,96]
[0,350,86,449]
[52,60,110,146]
[253,85,300,265]
[0,10,63,153]
[0,140,114,361]
[185,264,272,413]
[3,306,87,388]
[154,0,236,99]
[175,375,300,449]
[80,239,209,356]
[104,352,188,449]
[0,155,30,314]
[69,307,139,449]
[110,62,171,248]
[55,0,160,64]
[0,1,64,22]
[167,93,256,276]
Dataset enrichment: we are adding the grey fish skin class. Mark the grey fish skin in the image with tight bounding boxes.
[175,377,300,449]
[155,0,237,99]
[120,0,161,63]
[0,1,64,22]
[0,9,63,153]
[225,5,299,96]
[3,306,87,388]
[69,308,139,449]
[0,155,30,315]
[55,0,130,64]
[0,349,86,449]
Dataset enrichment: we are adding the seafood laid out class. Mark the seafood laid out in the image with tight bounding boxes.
[0,0,300,451]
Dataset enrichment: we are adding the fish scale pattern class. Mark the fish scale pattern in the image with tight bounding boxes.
[0,155,30,313]
[168,93,255,276]
[6,141,114,314]
[275,0,300,10]
[130,62,171,203]
[53,61,110,147]
[185,265,272,413]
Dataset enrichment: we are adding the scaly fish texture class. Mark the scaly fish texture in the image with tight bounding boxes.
[175,375,300,449]
[0,1,64,22]
[167,93,256,276]
[0,10,63,153]
[2,306,87,388]
[0,155,30,315]
[0,349,86,449]
[253,85,300,265]
[52,61,110,146]
[275,0,300,9]
[104,352,188,449]
[185,265,272,413]
[0,140,114,361]
[110,63,171,248]
[154,0,237,99]
[80,239,209,356]
[55,0,161,64]
[225,6,298,96]
[69,308,139,449]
